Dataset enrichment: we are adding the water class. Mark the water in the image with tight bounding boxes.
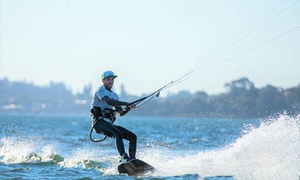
[0,113,299,180]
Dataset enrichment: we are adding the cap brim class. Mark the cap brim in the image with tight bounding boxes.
[103,75,118,79]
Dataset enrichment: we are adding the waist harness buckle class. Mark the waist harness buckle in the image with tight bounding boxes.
[91,106,116,123]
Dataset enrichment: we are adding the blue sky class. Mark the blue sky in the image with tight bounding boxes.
[1,0,299,96]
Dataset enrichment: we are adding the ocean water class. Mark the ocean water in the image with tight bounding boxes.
[0,113,299,180]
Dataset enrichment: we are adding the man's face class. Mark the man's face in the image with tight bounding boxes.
[102,77,114,89]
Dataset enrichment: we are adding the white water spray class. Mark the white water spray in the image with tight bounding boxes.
[141,114,300,179]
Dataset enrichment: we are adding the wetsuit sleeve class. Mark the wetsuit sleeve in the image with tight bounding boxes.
[102,96,128,107]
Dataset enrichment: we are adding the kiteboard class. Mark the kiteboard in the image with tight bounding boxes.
[118,159,154,176]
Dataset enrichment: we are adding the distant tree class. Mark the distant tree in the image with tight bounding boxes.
[225,77,255,92]
[255,85,285,117]
[76,83,92,100]
[190,91,210,117]
[223,78,258,118]
[284,85,300,115]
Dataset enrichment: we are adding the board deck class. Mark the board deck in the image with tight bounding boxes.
[118,159,154,176]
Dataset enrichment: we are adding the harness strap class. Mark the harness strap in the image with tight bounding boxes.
[89,106,116,142]
[89,117,108,142]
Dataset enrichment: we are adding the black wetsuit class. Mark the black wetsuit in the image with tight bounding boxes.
[92,116,137,159]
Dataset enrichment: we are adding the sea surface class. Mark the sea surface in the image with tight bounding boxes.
[0,113,299,180]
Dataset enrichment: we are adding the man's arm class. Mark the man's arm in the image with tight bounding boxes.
[102,96,128,107]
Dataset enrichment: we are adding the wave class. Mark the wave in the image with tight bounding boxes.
[0,138,63,165]
[142,114,300,179]
[0,137,119,174]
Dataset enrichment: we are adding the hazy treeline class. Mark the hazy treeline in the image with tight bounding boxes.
[0,78,299,118]
[135,78,300,118]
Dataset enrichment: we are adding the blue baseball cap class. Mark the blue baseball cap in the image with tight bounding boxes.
[102,71,118,80]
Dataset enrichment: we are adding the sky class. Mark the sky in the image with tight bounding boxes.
[1,0,300,96]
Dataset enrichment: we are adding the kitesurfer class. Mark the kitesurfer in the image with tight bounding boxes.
[90,70,136,163]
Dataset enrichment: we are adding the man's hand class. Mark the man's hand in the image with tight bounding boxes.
[128,104,136,110]
[119,105,135,116]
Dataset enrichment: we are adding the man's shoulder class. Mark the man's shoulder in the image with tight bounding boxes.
[98,86,117,97]
[97,85,108,93]
[98,85,104,90]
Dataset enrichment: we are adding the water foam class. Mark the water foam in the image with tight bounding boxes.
[0,137,40,163]
[0,137,62,164]
[142,114,300,179]
[0,136,118,174]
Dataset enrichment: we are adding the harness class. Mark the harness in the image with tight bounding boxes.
[89,106,116,142]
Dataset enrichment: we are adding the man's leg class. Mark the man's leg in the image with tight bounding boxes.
[94,120,126,157]
[115,125,137,160]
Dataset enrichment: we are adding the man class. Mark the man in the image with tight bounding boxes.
[90,70,136,163]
